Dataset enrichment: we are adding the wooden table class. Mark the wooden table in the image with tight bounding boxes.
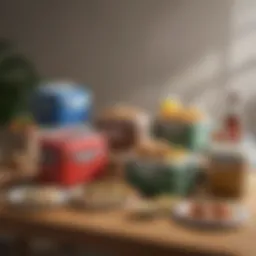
[0,174,256,256]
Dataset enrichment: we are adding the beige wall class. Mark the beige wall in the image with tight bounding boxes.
[0,0,255,130]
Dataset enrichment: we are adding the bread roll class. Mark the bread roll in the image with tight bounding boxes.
[100,105,142,120]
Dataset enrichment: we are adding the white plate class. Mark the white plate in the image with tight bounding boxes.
[172,201,249,230]
[71,190,128,210]
[6,186,70,210]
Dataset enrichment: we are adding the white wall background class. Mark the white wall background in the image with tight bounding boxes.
[0,0,255,130]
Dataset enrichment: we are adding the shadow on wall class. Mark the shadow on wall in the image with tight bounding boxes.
[1,0,255,132]
[0,0,233,109]
[87,0,234,112]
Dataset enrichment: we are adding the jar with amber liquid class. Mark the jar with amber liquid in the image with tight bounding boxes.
[207,143,247,199]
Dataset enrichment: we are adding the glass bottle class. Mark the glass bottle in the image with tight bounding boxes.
[224,90,242,142]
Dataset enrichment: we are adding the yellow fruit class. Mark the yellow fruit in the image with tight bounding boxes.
[162,99,180,108]
[161,99,181,110]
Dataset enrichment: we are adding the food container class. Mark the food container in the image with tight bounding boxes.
[37,125,108,186]
[124,140,201,197]
[125,157,199,197]
[152,118,210,151]
[30,81,92,127]
[95,105,150,153]
[152,104,210,151]
[207,143,247,199]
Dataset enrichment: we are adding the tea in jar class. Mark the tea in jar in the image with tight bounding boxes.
[207,143,247,199]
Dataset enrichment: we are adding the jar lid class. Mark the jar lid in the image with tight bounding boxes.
[209,142,245,164]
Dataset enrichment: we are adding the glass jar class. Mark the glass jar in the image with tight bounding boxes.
[207,143,247,199]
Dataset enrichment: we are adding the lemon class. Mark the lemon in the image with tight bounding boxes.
[161,99,181,111]
[160,98,182,119]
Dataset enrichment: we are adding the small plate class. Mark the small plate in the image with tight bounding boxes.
[69,181,130,211]
[126,198,160,221]
[172,201,249,230]
[5,185,70,211]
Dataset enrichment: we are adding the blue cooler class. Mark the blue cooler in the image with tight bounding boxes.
[30,81,92,127]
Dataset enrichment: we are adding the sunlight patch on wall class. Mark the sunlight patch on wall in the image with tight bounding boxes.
[160,51,220,100]
[229,32,256,70]
[232,0,256,33]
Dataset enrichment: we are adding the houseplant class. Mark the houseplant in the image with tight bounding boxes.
[0,38,39,125]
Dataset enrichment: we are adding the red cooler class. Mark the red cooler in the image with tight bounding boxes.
[38,127,108,186]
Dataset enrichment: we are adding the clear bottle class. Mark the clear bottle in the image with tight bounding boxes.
[224,90,243,142]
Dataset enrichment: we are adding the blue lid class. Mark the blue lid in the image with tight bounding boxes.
[34,81,91,101]
[37,81,87,93]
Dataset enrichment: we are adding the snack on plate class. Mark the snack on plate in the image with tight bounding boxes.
[189,201,206,219]
[24,187,61,205]
[212,202,232,220]
[7,186,64,209]
[74,181,128,209]
[172,199,248,230]
[188,200,233,221]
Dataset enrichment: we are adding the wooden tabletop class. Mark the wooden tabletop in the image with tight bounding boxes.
[0,174,256,256]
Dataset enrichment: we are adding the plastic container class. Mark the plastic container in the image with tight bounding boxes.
[152,119,210,151]
[30,81,92,127]
[125,156,200,197]
[153,103,211,151]
[95,105,150,152]
[37,126,108,186]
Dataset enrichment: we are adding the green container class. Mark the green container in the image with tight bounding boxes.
[125,158,200,197]
[152,119,210,151]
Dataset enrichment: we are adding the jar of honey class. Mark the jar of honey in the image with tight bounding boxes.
[207,143,247,199]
